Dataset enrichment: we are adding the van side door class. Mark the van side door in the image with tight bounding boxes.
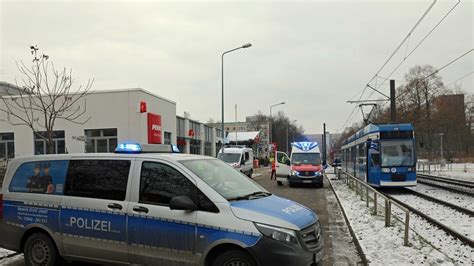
[127,160,197,265]
[275,151,291,177]
[60,159,132,263]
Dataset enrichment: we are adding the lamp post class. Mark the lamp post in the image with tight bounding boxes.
[439,133,444,163]
[269,102,286,148]
[221,43,252,143]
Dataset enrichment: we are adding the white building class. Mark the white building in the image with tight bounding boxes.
[0,82,221,159]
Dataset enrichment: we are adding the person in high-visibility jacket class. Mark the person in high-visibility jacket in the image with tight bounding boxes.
[270,157,276,180]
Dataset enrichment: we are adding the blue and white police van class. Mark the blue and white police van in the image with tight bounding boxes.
[0,143,323,266]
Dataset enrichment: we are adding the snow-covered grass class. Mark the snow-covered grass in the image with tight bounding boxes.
[328,172,474,265]
[408,184,474,211]
[418,163,474,182]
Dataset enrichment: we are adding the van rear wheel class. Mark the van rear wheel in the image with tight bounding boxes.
[211,249,257,266]
[24,232,60,266]
[277,181,283,186]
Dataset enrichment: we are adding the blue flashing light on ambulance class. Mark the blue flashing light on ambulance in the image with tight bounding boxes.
[0,142,323,265]
[341,123,417,187]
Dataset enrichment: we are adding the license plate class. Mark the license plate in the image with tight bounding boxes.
[303,180,312,184]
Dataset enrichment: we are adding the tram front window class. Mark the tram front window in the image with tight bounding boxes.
[380,140,414,167]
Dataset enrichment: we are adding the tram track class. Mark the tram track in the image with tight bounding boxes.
[417,174,474,196]
[380,189,474,248]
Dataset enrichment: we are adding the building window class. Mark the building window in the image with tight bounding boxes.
[190,139,201,155]
[164,132,172,145]
[0,133,14,160]
[34,131,66,155]
[84,128,118,153]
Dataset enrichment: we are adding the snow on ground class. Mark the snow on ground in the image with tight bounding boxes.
[0,248,22,265]
[408,183,474,211]
[389,205,473,265]
[418,163,474,182]
[0,248,16,259]
[388,193,474,240]
[327,173,458,265]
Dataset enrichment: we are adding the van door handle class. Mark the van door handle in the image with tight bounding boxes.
[133,206,149,213]
[108,203,123,210]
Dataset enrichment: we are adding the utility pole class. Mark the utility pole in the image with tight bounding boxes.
[390,79,396,122]
[439,133,444,161]
[235,104,238,145]
[323,123,327,164]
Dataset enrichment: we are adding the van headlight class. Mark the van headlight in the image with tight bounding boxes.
[291,170,299,176]
[254,223,300,247]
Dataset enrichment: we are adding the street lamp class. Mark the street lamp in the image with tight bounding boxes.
[269,101,286,148]
[439,133,444,162]
[221,43,252,142]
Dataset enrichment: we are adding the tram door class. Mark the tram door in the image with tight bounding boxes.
[366,140,380,185]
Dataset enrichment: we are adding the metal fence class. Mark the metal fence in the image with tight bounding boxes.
[335,168,410,246]
[417,160,453,173]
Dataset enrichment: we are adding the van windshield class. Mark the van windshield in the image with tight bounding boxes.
[180,159,269,201]
[217,153,241,163]
[292,153,321,165]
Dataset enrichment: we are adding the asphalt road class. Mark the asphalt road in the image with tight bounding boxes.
[253,167,362,266]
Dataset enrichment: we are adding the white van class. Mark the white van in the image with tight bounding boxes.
[217,146,254,178]
[0,143,323,265]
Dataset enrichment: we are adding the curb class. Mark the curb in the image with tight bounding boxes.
[325,173,369,266]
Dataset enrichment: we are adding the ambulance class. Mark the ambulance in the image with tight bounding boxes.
[276,142,324,187]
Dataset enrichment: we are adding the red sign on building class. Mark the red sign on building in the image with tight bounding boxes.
[147,113,162,144]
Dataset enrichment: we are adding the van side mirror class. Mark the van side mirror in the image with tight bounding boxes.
[170,196,196,211]
[285,159,291,166]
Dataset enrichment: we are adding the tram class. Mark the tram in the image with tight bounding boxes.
[341,123,416,187]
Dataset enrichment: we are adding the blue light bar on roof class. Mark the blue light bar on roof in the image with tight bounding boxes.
[115,143,142,153]
[172,145,180,153]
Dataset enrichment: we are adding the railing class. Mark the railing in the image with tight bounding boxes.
[417,159,453,173]
[335,167,410,246]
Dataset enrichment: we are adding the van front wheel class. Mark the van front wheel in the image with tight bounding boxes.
[277,181,283,186]
[211,249,257,266]
[24,232,60,266]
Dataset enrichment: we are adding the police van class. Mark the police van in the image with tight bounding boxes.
[0,143,323,266]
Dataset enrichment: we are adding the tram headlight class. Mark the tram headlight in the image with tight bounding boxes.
[407,167,414,172]
[382,168,390,173]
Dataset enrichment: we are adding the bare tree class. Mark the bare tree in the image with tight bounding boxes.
[0,46,93,154]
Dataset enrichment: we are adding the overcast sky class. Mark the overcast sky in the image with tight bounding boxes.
[1,0,472,134]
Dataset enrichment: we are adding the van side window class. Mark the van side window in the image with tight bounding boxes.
[64,160,130,201]
[244,152,249,162]
[9,160,69,195]
[140,162,193,206]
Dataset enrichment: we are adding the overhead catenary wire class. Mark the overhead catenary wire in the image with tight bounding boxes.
[340,0,438,130]
[377,49,473,110]
[372,0,461,94]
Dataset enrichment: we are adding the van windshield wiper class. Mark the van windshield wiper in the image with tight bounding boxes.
[227,191,272,201]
